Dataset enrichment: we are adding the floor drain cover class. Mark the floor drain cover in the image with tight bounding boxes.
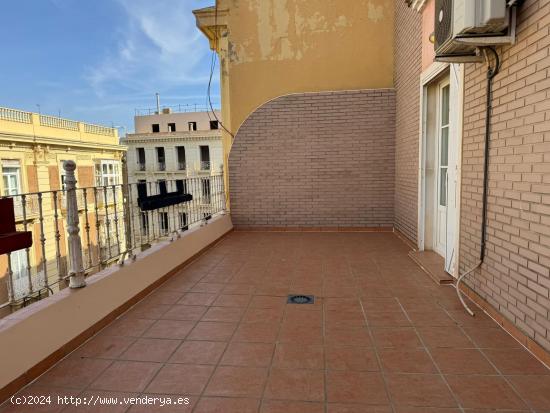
[287,295,314,304]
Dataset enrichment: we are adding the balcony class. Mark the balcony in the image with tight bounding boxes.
[0,172,226,307]
[157,162,166,171]
[137,162,146,171]
[200,160,211,171]
[1,227,549,411]
[178,161,187,171]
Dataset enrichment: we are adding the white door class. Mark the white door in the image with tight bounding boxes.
[435,79,450,257]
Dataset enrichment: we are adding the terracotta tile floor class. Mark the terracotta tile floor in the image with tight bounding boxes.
[2,232,550,412]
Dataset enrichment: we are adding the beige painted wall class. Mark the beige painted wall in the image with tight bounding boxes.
[223,0,394,133]
[134,111,222,134]
[195,0,395,182]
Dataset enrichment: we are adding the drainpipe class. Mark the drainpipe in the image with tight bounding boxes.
[479,47,500,262]
[456,46,500,317]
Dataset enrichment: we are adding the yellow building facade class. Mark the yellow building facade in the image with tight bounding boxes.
[0,107,126,310]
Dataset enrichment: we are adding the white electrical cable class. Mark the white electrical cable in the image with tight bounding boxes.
[456,262,480,317]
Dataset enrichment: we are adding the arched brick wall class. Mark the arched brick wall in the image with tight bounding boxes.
[228,89,396,229]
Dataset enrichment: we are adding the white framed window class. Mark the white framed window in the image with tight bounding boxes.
[10,249,28,281]
[95,160,120,186]
[2,160,22,196]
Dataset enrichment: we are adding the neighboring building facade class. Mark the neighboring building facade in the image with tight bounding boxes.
[0,107,125,309]
[123,109,224,238]
[125,109,223,183]
[195,0,550,358]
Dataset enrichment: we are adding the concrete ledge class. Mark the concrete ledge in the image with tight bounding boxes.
[0,214,233,402]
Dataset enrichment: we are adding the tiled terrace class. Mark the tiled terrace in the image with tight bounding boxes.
[2,231,550,412]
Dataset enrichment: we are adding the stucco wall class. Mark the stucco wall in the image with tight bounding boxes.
[229,89,396,228]
[460,0,550,352]
[219,0,395,135]
[393,1,422,242]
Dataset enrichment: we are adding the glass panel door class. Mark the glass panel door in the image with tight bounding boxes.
[435,81,450,257]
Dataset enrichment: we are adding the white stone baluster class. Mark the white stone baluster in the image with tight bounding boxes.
[63,160,86,288]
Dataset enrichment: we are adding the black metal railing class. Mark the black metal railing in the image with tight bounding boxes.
[0,173,225,309]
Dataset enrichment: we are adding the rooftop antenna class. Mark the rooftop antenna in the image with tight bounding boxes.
[156,93,160,114]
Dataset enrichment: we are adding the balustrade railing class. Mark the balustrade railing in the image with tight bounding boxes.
[0,107,32,123]
[1,162,225,309]
[39,114,79,131]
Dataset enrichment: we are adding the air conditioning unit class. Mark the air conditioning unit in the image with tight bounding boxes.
[435,0,515,61]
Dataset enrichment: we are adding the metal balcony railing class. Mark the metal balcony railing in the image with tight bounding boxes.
[178,161,186,171]
[11,196,40,220]
[200,161,211,171]
[137,162,146,171]
[0,162,225,310]
[157,162,166,171]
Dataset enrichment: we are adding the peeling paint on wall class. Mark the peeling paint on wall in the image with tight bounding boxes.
[368,2,385,22]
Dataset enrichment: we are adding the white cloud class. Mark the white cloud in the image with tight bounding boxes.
[86,0,216,97]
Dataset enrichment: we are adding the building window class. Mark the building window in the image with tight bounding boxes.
[2,160,21,196]
[178,212,188,230]
[176,146,186,170]
[188,122,197,131]
[157,179,166,195]
[199,146,210,171]
[136,148,146,171]
[159,212,169,234]
[10,249,28,284]
[95,160,120,186]
[210,120,219,130]
[156,147,166,171]
[152,124,160,133]
[168,123,176,132]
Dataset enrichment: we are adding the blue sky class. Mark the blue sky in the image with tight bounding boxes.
[0,0,219,133]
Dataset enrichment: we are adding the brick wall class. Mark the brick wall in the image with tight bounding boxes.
[460,0,550,351]
[229,90,396,228]
[393,1,423,243]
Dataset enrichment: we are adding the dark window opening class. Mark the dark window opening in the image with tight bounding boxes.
[159,212,169,234]
[200,145,210,170]
[152,124,160,133]
[168,123,176,132]
[156,147,165,171]
[179,212,188,230]
[157,179,166,195]
[188,122,197,131]
[209,120,219,130]
[137,148,146,170]
[176,146,186,170]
